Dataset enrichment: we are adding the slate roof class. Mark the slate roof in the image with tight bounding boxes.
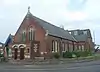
[26,12,76,41]
[68,29,91,41]
[73,35,88,41]
[0,42,3,44]
[5,34,13,46]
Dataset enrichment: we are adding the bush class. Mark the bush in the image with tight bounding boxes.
[80,51,88,57]
[0,53,4,57]
[53,53,60,59]
[63,51,92,58]
[63,51,73,58]
[79,51,92,57]
[73,51,81,58]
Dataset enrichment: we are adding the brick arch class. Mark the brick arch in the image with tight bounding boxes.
[27,24,35,29]
[12,45,19,60]
[18,44,26,48]
[19,45,24,49]
[12,44,18,49]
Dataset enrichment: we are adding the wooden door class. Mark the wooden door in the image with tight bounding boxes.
[14,48,18,60]
[20,48,24,60]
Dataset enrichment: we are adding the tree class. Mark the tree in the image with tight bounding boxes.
[6,47,9,56]
[95,47,99,52]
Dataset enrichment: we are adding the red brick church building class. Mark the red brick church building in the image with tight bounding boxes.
[5,7,94,60]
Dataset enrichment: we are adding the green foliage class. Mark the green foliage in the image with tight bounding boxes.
[63,51,73,58]
[78,51,92,57]
[80,51,88,57]
[0,52,3,57]
[63,51,92,58]
[0,54,3,57]
[73,51,81,58]
[53,53,60,59]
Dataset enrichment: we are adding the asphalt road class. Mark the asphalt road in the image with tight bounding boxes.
[1,60,100,72]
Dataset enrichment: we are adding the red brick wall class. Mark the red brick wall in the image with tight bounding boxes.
[14,16,46,57]
[46,35,74,58]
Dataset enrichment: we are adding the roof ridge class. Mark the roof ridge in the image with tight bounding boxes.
[25,11,76,41]
[28,13,64,29]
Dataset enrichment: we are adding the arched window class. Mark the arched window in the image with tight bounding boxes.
[82,45,84,51]
[22,30,26,42]
[52,40,55,52]
[29,28,35,41]
[57,42,59,52]
[62,42,65,52]
[65,43,68,51]
[69,44,73,52]
[79,45,82,51]
[55,41,58,52]
[52,40,59,53]
[74,44,78,51]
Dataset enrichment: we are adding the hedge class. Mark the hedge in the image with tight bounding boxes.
[63,51,92,58]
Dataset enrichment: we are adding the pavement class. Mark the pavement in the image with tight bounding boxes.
[1,60,100,72]
[7,57,95,65]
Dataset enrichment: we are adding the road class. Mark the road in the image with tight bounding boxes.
[0,60,100,72]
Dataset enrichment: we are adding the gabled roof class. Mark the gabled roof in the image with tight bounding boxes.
[5,34,13,46]
[68,29,92,41]
[0,42,4,45]
[73,35,88,41]
[25,11,76,41]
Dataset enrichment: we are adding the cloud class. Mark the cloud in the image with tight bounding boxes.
[84,0,100,19]
[0,0,100,44]
[3,0,20,6]
[62,11,88,21]
[67,0,87,11]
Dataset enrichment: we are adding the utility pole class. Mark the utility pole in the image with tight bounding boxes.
[93,30,95,52]
[93,30,95,46]
[93,30,97,52]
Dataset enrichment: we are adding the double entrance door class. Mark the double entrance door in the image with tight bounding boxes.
[14,48,25,60]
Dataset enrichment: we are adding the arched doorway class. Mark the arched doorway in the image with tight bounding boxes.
[19,45,25,60]
[13,45,18,60]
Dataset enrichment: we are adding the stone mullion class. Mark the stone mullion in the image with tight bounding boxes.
[12,49,14,59]
[17,48,20,60]
[24,48,26,59]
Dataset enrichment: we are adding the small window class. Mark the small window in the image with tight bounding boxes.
[22,30,26,42]
[52,40,55,52]
[84,31,87,35]
[74,31,78,35]
[55,41,58,52]
[79,45,81,51]
[45,30,48,36]
[65,43,68,51]
[29,28,35,41]
[82,45,84,51]
[57,42,59,52]
[75,45,77,51]
[62,42,65,52]
[70,44,73,52]
[69,32,71,34]
[52,40,59,53]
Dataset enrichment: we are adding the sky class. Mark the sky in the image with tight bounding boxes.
[0,0,100,44]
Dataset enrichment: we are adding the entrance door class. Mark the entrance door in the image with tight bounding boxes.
[14,48,18,60]
[20,48,25,60]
